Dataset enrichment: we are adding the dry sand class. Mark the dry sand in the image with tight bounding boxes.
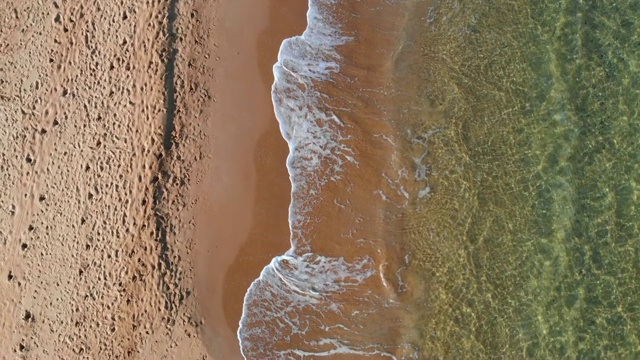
[0,0,210,358]
[0,0,303,358]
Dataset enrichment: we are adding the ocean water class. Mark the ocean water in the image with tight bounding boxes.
[238,0,640,358]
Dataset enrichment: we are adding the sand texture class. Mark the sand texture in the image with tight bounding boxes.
[0,0,213,358]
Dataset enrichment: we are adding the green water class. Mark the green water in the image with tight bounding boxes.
[408,1,640,357]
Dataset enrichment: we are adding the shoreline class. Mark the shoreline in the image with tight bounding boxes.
[184,0,307,358]
[237,1,429,357]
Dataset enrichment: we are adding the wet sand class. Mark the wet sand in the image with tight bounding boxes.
[192,0,307,358]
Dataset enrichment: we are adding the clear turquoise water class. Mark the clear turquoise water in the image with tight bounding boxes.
[408,0,640,357]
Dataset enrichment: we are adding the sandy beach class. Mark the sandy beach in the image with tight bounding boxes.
[0,0,303,358]
[0,0,211,357]
[7,0,640,358]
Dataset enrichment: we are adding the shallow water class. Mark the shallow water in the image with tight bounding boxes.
[409,0,640,358]
[235,0,640,358]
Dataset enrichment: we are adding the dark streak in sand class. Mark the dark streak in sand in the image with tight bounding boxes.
[153,0,181,314]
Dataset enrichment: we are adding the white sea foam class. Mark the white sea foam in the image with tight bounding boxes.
[238,1,419,358]
[239,253,382,356]
[272,1,355,248]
